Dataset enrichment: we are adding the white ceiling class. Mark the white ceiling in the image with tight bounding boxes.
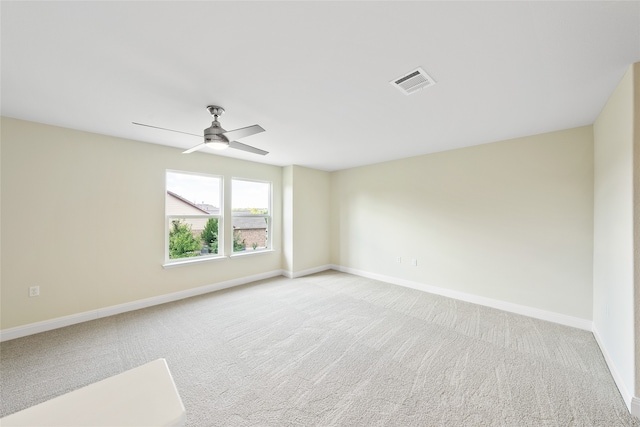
[2,1,639,171]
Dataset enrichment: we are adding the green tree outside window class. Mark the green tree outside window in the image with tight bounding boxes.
[169,220,201,259]
[201,218,218,254]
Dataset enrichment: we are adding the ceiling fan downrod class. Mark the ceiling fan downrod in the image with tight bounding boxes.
[204,105,228,149]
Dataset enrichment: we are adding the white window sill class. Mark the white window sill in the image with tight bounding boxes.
[162,255,227,269]
[230,249,275,258]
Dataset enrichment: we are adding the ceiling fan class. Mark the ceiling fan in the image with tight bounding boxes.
[133,105,267,155]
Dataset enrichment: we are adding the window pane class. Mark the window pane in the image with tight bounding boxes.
[232,216,268,252]
[168,217,218,258]
[232,179,270,252]
[166,171,221,214]
[232,180,269,215]
[166,171,221,260]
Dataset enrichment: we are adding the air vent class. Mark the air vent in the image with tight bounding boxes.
[390,67,436,95]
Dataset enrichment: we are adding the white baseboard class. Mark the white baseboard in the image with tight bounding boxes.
[0,310,101,343]
[330,264,593,331]
[592,325,638,417]
[0,269,285,342]
[283,264,332,279]
[632,397,640,418]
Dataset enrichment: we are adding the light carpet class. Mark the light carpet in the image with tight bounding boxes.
[1,270,638,426]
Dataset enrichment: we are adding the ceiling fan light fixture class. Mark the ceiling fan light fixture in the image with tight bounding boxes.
[207,140,229,150]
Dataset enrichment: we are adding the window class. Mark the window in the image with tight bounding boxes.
[232,179,271,253]
[166,171,222,262]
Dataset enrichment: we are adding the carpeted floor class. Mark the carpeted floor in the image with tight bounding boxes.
[1,270,638,426]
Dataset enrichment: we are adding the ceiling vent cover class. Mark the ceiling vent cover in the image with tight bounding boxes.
[390,67,436,95]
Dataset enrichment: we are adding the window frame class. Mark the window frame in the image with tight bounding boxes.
[164,170,224,267]
[231,177,272,255]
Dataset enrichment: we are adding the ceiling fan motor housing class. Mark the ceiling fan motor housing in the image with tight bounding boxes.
[204,120,229,149]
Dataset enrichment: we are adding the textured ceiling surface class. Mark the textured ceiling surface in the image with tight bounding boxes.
[2,1,639,171]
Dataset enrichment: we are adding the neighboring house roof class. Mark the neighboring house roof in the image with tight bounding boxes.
[166,191,212,214]
[196,203,220,214]
[233,216,268,230]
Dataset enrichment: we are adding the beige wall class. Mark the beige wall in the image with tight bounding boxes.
[593,63,638,406]
[282,166,294,273]
[0,117,282,329]
[282,165,331,275]
[331,126,594,320]
[291,166,330,273]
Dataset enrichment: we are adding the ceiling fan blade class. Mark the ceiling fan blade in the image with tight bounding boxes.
[228,140,269,156]
[222,124,265,142]
[132,122,201,138]
[182,143,206,154]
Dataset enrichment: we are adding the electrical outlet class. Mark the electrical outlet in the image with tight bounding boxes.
[29,286,40,297]
[396,257,402,264]
[411,259,417,267]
